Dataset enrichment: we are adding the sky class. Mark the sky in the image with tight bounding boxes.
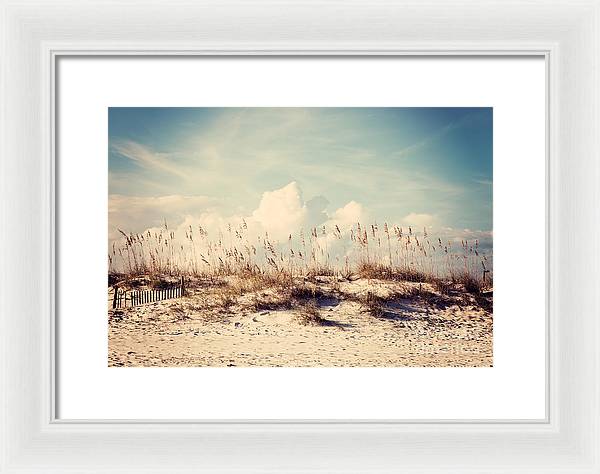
[108,107,492,245]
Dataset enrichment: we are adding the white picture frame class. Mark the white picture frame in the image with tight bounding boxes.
[1,1,598,472]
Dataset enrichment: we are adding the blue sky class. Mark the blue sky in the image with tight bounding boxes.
[108,107,492,242]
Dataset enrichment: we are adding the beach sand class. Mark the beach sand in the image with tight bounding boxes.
[108,276,492,367]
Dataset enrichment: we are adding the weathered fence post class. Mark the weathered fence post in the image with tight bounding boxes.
[180,276,185,297]
[482,269,490,284]
[112,287,118,309]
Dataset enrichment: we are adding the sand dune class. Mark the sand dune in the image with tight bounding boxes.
[108,275,492,367]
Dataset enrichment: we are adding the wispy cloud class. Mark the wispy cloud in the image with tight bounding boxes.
[111,140,188,179]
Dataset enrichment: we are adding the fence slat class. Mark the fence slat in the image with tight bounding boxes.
[118,283,185,308]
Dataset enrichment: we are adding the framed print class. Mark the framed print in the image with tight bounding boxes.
[55,56,545,421]
[1,1,599,473]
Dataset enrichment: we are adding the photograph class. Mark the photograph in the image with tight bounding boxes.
[107,107,493,367]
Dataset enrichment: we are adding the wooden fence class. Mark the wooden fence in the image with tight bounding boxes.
[112,276,186,309]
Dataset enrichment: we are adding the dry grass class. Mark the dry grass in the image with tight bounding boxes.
[455,273,483,294]
[296,301,327,326]
[358,291,388,318]
[356,261,430,283]
[109,220,491,287]
[243,280,332,313]
[431,278,453,295]
[250,293,294,312]
[108,221,493,318]
[215,287,237,312]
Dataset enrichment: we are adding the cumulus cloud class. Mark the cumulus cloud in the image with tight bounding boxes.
[109,182,370,254]
[329,201,368,231]
[109,183,492,250]
[109,181,494,273]
[250,182,326,240]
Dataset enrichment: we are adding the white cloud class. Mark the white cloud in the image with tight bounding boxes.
[251,182,307,240]
[109,182,493,273]
[109,184,492,250]
[108,194,217,241]
[329,201,367,231]
[109,183,365,253]
[401,212,436,228]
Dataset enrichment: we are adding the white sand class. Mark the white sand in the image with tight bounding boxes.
[108,277,492,367]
